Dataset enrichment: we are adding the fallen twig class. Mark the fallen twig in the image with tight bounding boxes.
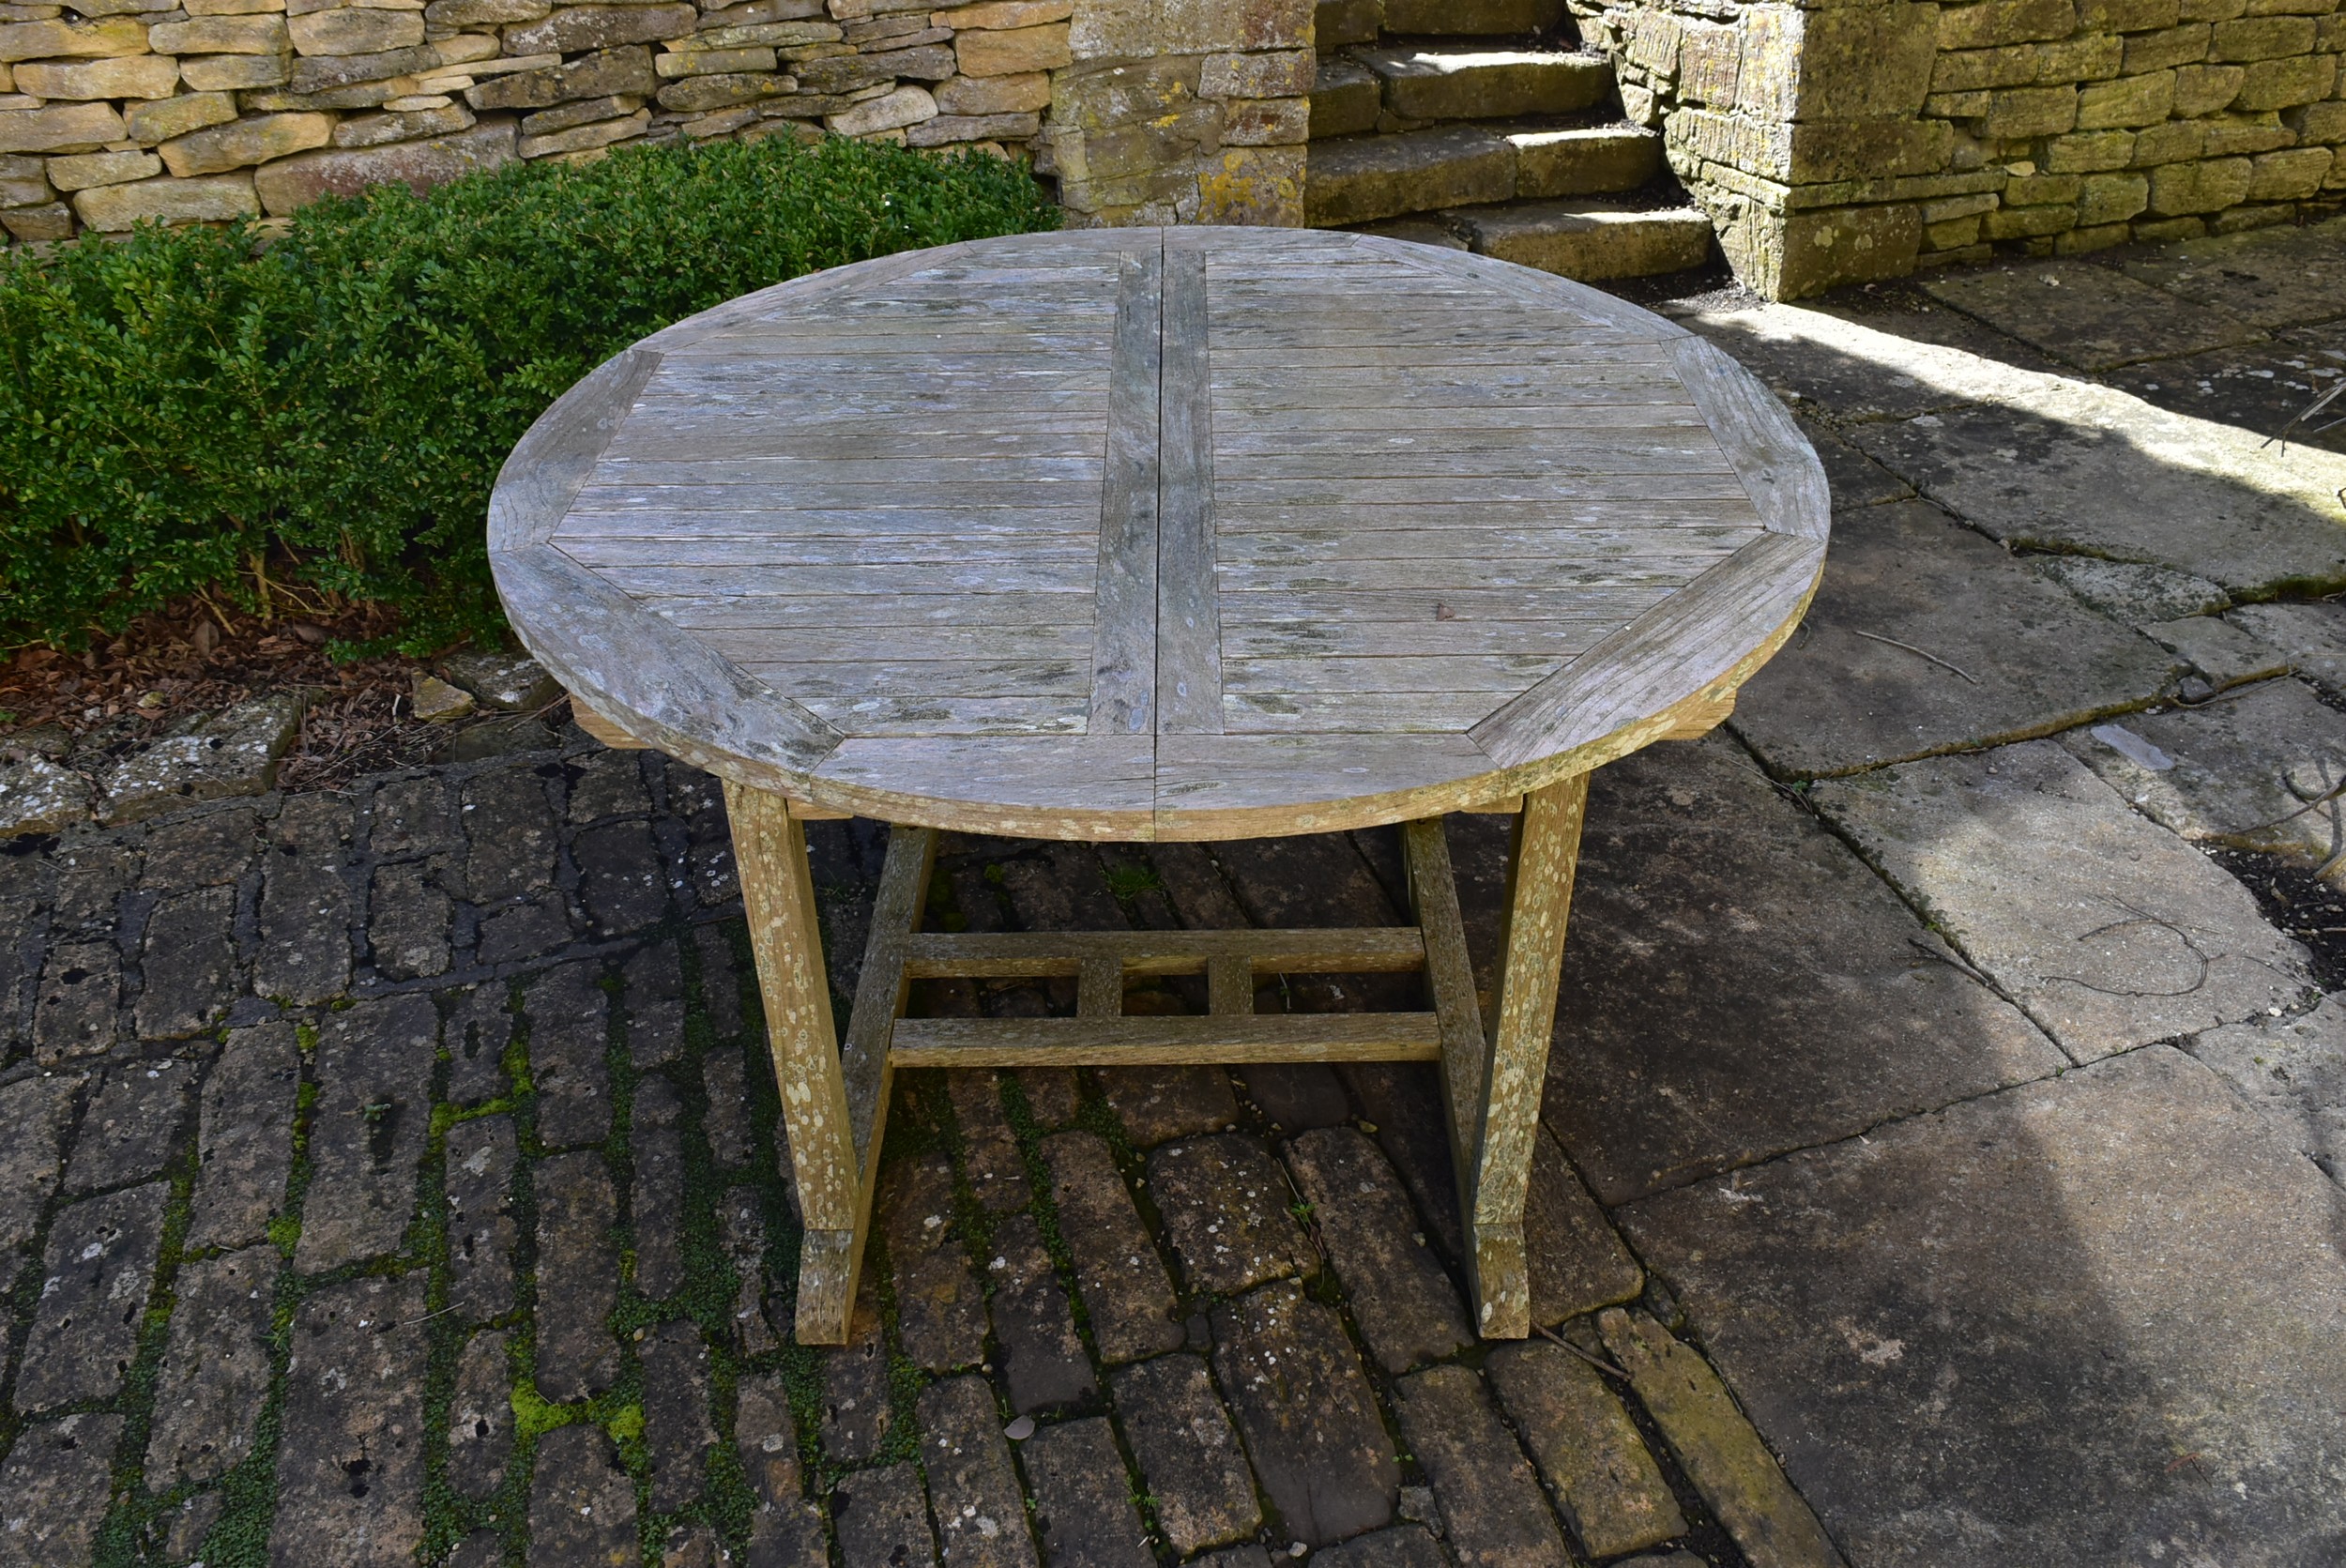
[1534,1322,1632,1382]
[1852,630,1979,685]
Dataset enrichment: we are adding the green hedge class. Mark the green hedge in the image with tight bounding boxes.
[0,134,1059,652]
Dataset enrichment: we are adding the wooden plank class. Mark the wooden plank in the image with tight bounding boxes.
[1352,235,1695,343]
[1222,654,1564,694]
[1401,815,1491,1326]
[887,1012,1444,1067]
[1470,772,1590,1338]
[1158,244,1224,736]
[555,534,1098,569]
[899,926,1427,979]
[724,783,857,1338]
[696,625,1091,663]
[577,559,1094,595]
[1211,476,1756,506]
[1211,420,1714,455]
[1208,955,1254,1015]
[558,505,1103,535]
[801,694,1087,738]
[1217,619,1620,661]
[602,426,1108,464]
[1216,586,1681,625]
[1213,445,1736,480]
[1213,551,1742,597]
[572,701,649,750]
[1211,403,1712,434]
[811,734,1157,841]
[1078,955,1123,1018]
[1217,525,1755,567]
[1220,691,1514,734]
[1090,240,1163,735]
[738,659,1089,700]
[636,591,1092,631]
[1154,733,1499,840]
[487,346,663,553]
[495,544,843,780]
[819,823,939,1340]
[1217,499,1766,531]
[1668,335,1831,541]
[1470,532,1827,769]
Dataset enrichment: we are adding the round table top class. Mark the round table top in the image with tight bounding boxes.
[488,226,1828,841]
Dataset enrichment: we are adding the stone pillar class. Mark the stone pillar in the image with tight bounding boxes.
[1044,0,1313,224]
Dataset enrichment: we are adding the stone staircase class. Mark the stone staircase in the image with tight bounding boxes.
[1307,0,1715,282]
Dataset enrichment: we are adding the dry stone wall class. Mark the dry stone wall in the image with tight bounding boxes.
[1569,0,2346,297]
[0,0,1073,242]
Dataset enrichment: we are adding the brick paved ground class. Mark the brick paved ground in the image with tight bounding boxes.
[3,217,2346,1568]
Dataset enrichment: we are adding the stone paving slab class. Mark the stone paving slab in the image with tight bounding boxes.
[2060,677,2346,870]
[1919,261,2264,373]
[1618,1046,2346,1567]
[2226,597,2346,700]
[1729,499,2179,778]
[2188,993,2346,1186]
[2098,328,2346,456]
[2114,217,2346,329]
[1543,735,2064,1205]
[1812,740,2314,1060]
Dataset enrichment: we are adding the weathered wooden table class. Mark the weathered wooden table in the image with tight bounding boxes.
[487,226,1828,1345]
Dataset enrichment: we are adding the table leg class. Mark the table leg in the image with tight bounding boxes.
[1451,772,1592,1337]
[724,784,863,1343]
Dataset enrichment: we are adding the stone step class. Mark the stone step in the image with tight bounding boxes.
[1311,54,1380,141]
[1303,124,1663,224]
[1316,0,1566,47]
[1357,44,1612,123]
[1305,125,1516,229]
[1450,201,1714,281]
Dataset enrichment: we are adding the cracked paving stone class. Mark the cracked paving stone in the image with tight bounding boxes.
[1394,1364,1570,1568]
[2114,215,2346,330]
[368,774,459,857]
[2189,993,2346,1181]
[52,841,135,932]
[1543,735,2068,1207]
[252,794,355,1004]
[631,1074,687,1301]
[693,922,743,1038]
[984,1212,1094,1414]
[449,1329,512,1500]
[948,1070,1029,1214]
[1237,1062,1350,1131]
[720,1186,778,1355]
[821,1286,893,1465]
[17,1180,167,1412]
[2139,614,2287,691]
[662,1524,725,1568]
[2226,600,2346,702]
[270,1273,426,1568]
[881,1151,985,1372]
[578,819,669,934]
[1284,1128,1470,1373]
[145,1244,278,1488]
[1095,1065,1238,1147]
[2062,677,2346,871]
[535,1149,620,1402]
[1729,501,2178,779]
[1340,1064,1466,1262]
[2030,557,2229,626]
[447,1529,504,1568]
[446,1113,518,1321]
[0,1073,79,1252]
[1796,413,1912,510]
[187,1021,297,1248]
[1211,1280,1398,1546]
[0,1412,122,1567]
[917,1373,1038,1568]
[1147,1133,1311,1297]
[462,768,558,902]
[140,806,256,887]
[297,994,437,1272]
[1040,1130,1182,1363]
[833,1463,936,1568]
[1106,1353,1259,1556]
[1311,1526,1448,1568]
[703,1046,754,1166]
[525,962,612,1149]
[625,939,687,1069]
[65,1054,194,1193]
[369,861,452,980]
[642,1319,718,1513]
[34,940,120,1063]
[1485,1340,1684,1559]
[137,885,238,1038]
[445,983,512,1106]
[1621,1045,2346,1566]
[738,1371,828,1567]
[476,894,572,965]
[571,750,651,823]
[162,1489,225,1561]
[1523,1125,1644,1324]
[1023,1417,1150,1568]
[528,1423,638,1568]
[1812,739,2312,1062]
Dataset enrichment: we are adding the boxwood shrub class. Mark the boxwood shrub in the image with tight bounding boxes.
[0,134,1059,652]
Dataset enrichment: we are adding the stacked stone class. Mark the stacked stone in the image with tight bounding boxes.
[1046,0,1312,223]
[0,0,1063,243]
[1564,0,2344,297]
